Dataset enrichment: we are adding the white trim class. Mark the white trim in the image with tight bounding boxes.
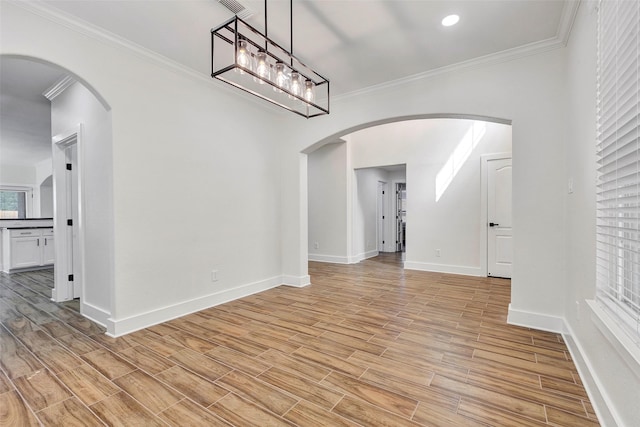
[586,299,640,380]
[506,304,566,334]
[557,0,581,46]
[334,3,579,104]
[404,260,483,277]
[281,274,311,288]
[308,253,350,264]
[105,276,285,337]
[10,1,280,114]
[81,300,109,328]
[51,125,86,304]
[334,0,580,103]
[42,75,76,101]
[480,152,512,278]
[11,0,579,108]
[350,250,379,264]
[563,320,620,427]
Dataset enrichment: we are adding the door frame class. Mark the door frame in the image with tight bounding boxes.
[51,124,86,302]
[480,152,512,277]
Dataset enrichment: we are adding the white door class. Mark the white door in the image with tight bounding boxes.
[65,144,82,298]
[377,181,386,252]
[487,158,512,278]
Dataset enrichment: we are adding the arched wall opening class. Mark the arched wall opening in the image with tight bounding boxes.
[0,54,114,329]
[304,114,513,280]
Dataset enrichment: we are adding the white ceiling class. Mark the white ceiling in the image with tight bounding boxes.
[1,0,575,169]
[41,0,573,96]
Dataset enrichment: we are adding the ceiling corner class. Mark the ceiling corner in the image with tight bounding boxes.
[557,0,581,46]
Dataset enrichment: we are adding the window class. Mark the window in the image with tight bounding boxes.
[0,190,27,219]
[596,0,640,346]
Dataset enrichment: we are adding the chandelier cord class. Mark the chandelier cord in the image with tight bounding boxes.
[264,0,268,49]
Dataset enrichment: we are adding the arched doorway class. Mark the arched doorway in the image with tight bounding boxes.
[0,54,113,326]
[302,114,512,279]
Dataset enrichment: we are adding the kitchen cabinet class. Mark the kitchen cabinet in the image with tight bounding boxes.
[1,228,55,273]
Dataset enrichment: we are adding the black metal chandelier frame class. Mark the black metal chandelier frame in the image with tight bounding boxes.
[211,0,330,118]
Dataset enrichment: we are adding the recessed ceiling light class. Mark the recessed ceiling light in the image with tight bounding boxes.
[442,14,460,27]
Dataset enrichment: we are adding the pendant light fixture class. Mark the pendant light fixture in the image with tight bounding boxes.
[211,0,330,118]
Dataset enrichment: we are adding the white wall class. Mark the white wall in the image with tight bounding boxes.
[0,164,35,185]
[35,158,53,217]
[282,44,567,328]
[2,1,286,335]
[39,176,53,218]
[0,91,51,169]
[353,167,388,260]
[563,2,639,425]
[0,82,51,218]
[349,119,511,275]
[307,141,348,263]
[51,81,114,322]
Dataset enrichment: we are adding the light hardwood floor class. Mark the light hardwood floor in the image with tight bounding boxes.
[0,255,599,426]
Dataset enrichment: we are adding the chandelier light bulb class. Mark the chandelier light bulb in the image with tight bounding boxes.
[304,79,315,103]
[274,62,289,92]
[254,51,271,84]
[236,39,252,73]
[290,72,302,97]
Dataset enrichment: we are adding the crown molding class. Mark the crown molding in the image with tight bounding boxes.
[334,0,582,103]
[557,0,581,46]
[9,1,285,116]
[333,37,565,103]
[11,1,211,84]
[42,75,75,101]
[10,0,581,113]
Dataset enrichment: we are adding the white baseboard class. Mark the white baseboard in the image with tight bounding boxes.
[105,276,284,337]
[281,274,311,288]
[349,250,379,264]
[506,304,566,333]
[562,321,618,427]
[81,301,110,328]
[506,305,625,426]
[309,251,379,265]
[308,253,350,264]
[403,261,482,277]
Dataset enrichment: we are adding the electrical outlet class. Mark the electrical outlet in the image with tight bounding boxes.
[314,242,319,249]
[436,249,441,257]
[211,270,218,282]
[568,177,574,194]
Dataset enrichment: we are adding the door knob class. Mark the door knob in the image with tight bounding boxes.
[489,222,499,227]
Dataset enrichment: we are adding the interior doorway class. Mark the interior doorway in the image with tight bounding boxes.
[52,126,84,301]
[485,156,513,278]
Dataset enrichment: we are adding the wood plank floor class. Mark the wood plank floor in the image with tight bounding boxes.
[0,255,600,426]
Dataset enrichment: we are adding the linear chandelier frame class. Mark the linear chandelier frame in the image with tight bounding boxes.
[211,2,330,118]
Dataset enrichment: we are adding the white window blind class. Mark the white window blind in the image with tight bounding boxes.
[596,0,640,346]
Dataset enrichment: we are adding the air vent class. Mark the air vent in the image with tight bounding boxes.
[218,0,254,20]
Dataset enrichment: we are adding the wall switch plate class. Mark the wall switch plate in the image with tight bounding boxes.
[211,270,218,282]
[436,249,441,257]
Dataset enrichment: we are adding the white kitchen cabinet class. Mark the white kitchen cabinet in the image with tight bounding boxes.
[42,233,55,265]
[1,228,55,273]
